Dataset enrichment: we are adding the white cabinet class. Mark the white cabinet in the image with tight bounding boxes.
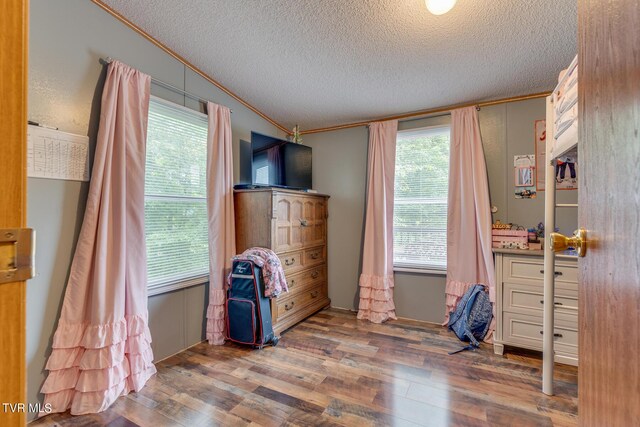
[493,250,578,366]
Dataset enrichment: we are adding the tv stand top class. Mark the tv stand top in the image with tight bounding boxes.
[233,186,329,198]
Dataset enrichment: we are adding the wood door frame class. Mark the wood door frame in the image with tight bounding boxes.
[578,0,640,424]
[0,0,28,425]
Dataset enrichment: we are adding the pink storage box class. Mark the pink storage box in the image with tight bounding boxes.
[491,229,529,237]
[492,236,528,243]
[492,241,529,249]
[492,229,529,249]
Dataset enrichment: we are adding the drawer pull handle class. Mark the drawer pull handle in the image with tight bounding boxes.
[539,331,564,338]
[311,290,319,298]
[285,301,295,311]
[539,300,564,306]
[310,252,320,260]
[289,279,296,287]
[539,269,563,276]
[311,271,319,279]
[299,218,309,227]
[285,258,295,266]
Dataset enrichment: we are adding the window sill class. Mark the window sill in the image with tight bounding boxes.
[393,266,447,276]
[148,274,209,297]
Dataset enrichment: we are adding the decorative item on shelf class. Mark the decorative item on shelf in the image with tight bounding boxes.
[527,231,542,250]
[527,222,558,250]
[491,222,529,249]
[527,223,542,250]
[291,124,303,144]
[492,220,512,230]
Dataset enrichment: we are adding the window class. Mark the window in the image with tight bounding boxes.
[393,125,450,271]
[145,97,209,293]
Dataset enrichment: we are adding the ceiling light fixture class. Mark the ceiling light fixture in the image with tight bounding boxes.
[425,0,457,15]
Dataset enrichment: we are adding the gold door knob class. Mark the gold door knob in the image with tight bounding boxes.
[549,228,587,257]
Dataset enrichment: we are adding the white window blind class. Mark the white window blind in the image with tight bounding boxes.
[145,98,209,290]
[393,125,450,271]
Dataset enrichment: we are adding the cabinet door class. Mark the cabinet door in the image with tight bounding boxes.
[302,198,327,247]
[274,195,304,252]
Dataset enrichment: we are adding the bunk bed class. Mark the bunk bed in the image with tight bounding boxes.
[542,54,583,395]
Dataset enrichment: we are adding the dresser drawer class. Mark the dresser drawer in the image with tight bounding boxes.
[279,250,303,272]
[285,264,326,296]
[504,255,578,285]
[276,282,325,320]
[303,246,326,267]
[503,282,578,317]
[502,312,578,356]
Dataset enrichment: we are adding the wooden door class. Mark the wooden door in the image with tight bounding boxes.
[578,0,640,424]
[302,197,326,248]
[274,195,304,252]
[0,0,28,425]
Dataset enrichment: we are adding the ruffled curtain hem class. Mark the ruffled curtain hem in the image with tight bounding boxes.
[40,313,156,416]
[206,289,226,345]
[40,365,156,417]
[357,274,396,324]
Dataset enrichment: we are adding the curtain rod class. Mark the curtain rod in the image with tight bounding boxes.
[364,111,452,127]
[396,111,452,125]
[100,57,232,113]
[300,91,550,135]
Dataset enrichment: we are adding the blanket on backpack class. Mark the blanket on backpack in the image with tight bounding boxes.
[231,247,289,298]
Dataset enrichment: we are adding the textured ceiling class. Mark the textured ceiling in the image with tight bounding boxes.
[100,0,577,130]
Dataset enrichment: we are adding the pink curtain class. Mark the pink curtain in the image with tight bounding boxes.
[445,106,496,338]
[40,61,156,415]
[357,120,398,323]
[205,102,236,345]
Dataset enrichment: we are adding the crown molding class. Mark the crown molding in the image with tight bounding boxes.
[299,91,551,135]
[91,0,291,135]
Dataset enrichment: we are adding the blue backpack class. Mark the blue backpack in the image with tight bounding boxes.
[447,284,492,354]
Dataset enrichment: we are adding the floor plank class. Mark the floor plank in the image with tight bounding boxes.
[31,309,577,426]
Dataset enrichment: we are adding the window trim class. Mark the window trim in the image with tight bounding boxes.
[150,94,208,119]
[396,124,450,138]
[393,266,447,276]
[393,124,450,274]
[145,95,210,295]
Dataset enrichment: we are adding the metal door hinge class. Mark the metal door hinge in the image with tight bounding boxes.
[0,228,35,284]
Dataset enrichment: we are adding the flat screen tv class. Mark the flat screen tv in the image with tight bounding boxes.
[249,131,312,190]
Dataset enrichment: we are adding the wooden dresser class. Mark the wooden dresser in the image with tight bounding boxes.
[493,248,578,366]
[234,188,330,335]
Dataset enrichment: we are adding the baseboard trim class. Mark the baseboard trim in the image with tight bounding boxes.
[328,305,443,327]
[153,339,207,364]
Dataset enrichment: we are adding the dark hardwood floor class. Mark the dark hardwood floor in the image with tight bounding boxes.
[32,309,577,426]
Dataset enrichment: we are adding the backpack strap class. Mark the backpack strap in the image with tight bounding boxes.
[448,344,477,355]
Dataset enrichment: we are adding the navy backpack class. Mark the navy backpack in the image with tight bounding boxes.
[447,284,492,355]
